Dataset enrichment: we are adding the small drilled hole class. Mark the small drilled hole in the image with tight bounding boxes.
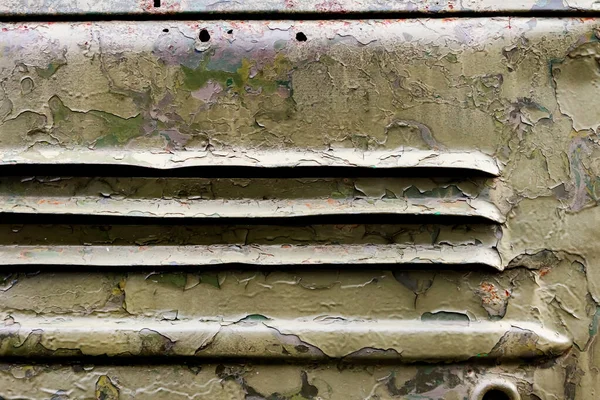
[482,389,511,400]
[154,0,161,7]
[163,28,169,33]
[296,32,307,42]
[199,29,211,42]
[227,29,233,34]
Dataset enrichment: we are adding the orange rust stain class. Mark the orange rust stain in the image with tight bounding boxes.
[480,282,504,304]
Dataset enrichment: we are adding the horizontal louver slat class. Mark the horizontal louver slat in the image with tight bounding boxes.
[0,316,571,360]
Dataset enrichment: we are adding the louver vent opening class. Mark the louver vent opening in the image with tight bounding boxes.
[0,151,572,361]
[0,150,503,270]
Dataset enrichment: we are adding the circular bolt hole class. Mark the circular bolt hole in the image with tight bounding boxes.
[227,29,233,34]
[296,32,307,42]
[199,29,211,42]
[482,389,511,400]
[163,28,169,33]
[472,380,519,400]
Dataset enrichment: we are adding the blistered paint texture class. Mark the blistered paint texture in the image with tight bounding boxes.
[1,17,600,400]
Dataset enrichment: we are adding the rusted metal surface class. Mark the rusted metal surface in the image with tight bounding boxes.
[0,14,600,400]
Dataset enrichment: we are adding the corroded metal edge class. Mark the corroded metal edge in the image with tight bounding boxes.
[0,316,572,360]
[0,244,503,270]
[2,149,502,175]
[0,0,597,15]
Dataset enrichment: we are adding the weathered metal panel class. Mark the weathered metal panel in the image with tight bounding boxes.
[0,18,589,167]
[0,14,600,400]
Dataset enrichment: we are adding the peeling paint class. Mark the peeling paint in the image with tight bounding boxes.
[1,16,600,400]
[0,0,599,15]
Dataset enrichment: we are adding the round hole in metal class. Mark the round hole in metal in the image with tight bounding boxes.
[472,379,520,400]
[482,389,511,400]
[199,29,210,42]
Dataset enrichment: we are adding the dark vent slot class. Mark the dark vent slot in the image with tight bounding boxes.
[0,164,496,178]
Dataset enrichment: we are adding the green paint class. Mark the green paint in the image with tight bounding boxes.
[146,273,187,289]
[35,61,66,79]
[181,54,244,91]
[589,306,600,337]
[90,112,144,147]
[199,272,220,289]
[49,95,144,147]
[182,54,291,95]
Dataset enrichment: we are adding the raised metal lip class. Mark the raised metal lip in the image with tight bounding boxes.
[0,244,504,270]
[471,379,521,400]
[0,316,572,360]
[0,198,506,223]
[2,149,502,176]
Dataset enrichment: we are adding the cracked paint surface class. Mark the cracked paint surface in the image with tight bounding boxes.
[0,223,503,268]
[0,362,567,400]
[0,0,600,15]
[0,176,504,222]
[1,16,600,400]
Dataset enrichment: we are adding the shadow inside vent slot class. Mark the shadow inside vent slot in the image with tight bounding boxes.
[0,223,502,270]
[0,262,502,274]
[0,165,497,178]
